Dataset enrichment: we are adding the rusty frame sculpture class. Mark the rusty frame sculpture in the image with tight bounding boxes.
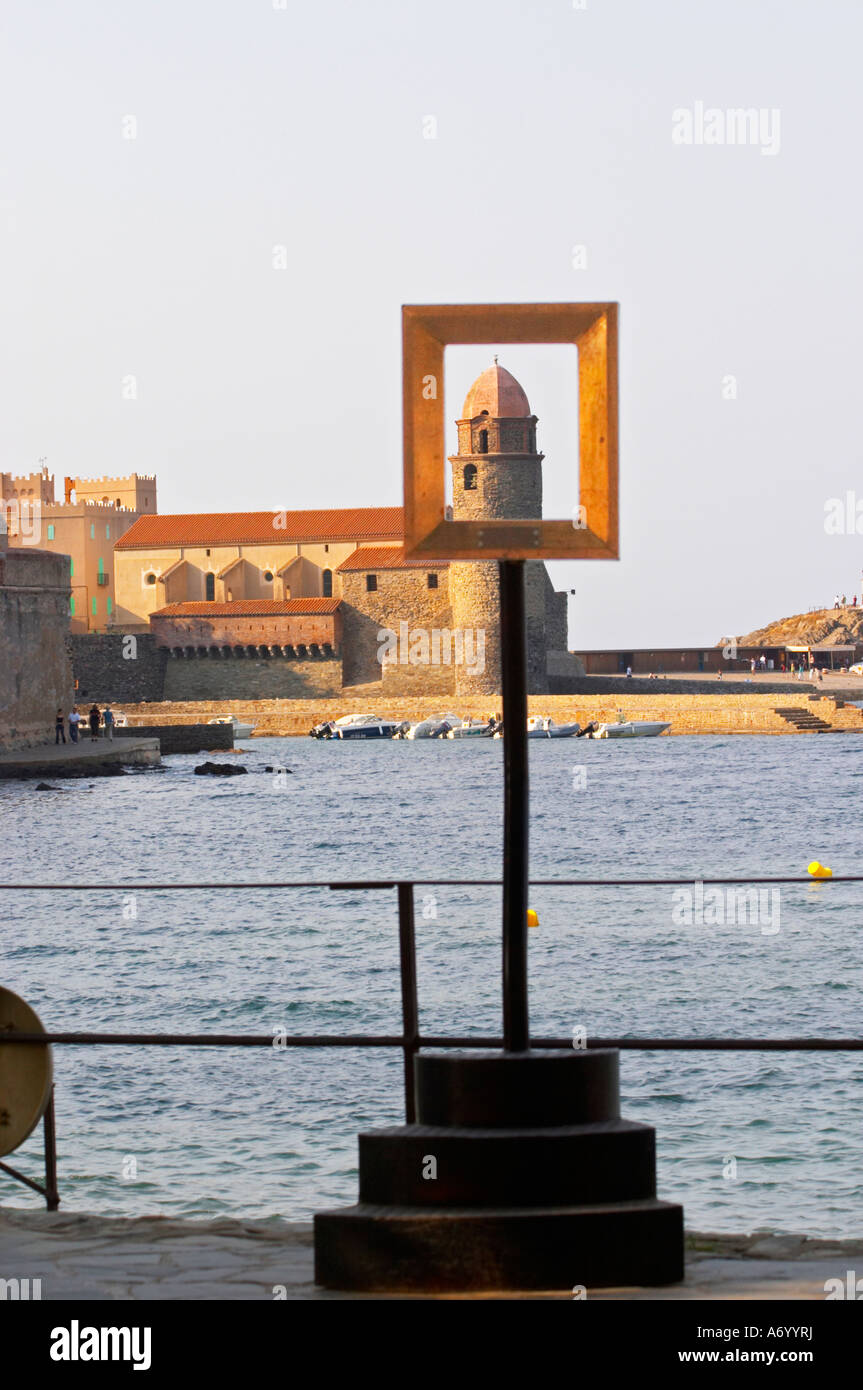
[401,301,619,562]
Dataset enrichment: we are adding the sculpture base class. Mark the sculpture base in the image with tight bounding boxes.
[315,1198,683,1292]
[313,1051,684,1293]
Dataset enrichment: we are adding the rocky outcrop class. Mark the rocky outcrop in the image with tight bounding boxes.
[731,606,863,649]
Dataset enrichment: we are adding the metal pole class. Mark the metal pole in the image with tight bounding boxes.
[499,559,530,1051]
[397,883,420,1121]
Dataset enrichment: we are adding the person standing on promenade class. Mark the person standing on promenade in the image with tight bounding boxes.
[54,708,66,744]
[88,704,101,742]
[103,705,115,741]
[68,707,80,743]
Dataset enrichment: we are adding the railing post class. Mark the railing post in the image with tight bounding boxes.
[397,883,420,1122]
[44,1086,60,1210]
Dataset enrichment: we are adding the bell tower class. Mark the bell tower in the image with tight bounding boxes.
[448,360,547,694]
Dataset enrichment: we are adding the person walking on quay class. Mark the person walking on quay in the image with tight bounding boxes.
[88,704,101,742]
[68,706,80,743]
[54,708,66,745]
[103,705,115,741]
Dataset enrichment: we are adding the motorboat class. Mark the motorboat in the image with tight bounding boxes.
[405,713,464,739]
[588,717,671,739]
[208,714,256,739]
[447,717,501,739]
[527,716,581,739]
[332,714,404,740]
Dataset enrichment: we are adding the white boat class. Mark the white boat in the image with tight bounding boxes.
[589,718,671,739]
[406,713,464,739]
[447,717,500,739]
[333,714,403,740]
[208,714,257,739]
[527,716,581,739]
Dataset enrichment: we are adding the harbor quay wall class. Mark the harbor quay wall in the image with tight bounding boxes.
[111,693,863,736]
[119,723,234,752]
[0,548,73,749]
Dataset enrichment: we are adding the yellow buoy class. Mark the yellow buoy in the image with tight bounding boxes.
[808,861,833,879]
[527,909,539,928]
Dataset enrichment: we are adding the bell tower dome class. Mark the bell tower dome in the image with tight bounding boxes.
[449,360,544,523]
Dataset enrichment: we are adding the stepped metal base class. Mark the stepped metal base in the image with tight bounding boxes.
[315,1199,684,1292]
[358,1120,656,1207]
[314,1051,685,1293]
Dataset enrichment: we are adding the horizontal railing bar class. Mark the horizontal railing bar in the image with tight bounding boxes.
[5,1032,863,1051]
[2,1033,408,1047]
[0,876,859,890]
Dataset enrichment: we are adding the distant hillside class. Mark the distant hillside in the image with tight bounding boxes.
[727,607,863,648]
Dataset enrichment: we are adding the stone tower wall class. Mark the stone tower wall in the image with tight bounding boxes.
[449,413,546,694]
[450,559,501,696]
[0,548,73,749]
[451,457,543,523]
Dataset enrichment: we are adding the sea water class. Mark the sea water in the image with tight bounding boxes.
[2,732,862,1236]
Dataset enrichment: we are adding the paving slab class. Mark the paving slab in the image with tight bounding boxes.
[2,1208,861,1300]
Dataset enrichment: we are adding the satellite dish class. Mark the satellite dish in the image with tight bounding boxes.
[0,986,53,1158]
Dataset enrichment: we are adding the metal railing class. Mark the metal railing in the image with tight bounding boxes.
[2,874,862,1207]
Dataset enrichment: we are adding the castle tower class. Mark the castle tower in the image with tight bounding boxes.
[448,361,546,695]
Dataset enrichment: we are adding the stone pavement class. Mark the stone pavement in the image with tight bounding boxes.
[0,736,160,779]
[1,1208,859,1300]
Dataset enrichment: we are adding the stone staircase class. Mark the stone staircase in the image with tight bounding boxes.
[773,704,834,732]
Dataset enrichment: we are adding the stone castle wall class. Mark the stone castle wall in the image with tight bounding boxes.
[339,569,452,689]
[67,632,342,701]
[0,548,73,748]
[68,633,169,703]
[163,653,343,700]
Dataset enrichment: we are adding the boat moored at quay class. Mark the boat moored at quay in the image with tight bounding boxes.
[307,711,671,741]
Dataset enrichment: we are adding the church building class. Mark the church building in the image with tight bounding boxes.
[113,364,580,696]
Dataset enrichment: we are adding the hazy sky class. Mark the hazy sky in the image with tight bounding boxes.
[2,0,861,648]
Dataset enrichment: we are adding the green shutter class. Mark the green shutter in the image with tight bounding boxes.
[91,596,97,617]
[70,557,74,577]
[98,557,104,576]
[70,596,75,615]
[47,524,55,540]
[106,596,112,615]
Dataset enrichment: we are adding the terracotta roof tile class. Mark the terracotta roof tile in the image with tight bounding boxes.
[337,546,448,572]
[151,599,341,618]
[116,507,403,549]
